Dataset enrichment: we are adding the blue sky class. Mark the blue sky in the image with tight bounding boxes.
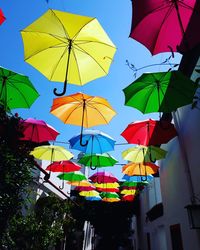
[0,0,181,181]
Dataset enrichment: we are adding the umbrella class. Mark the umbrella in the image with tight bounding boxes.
[0,67,39,111]
[85,196,102,201]
[121,189,137,195]
[69,129,115,153]
[129,0,200,54]
[79,190,100,197]
[89,171,118,183]
[123,71,197,115]
[94,182,119,189]
[51,93,116,146]
[122,162,159,176]
[46,160,81,172]
[122,145,167,163]
[121,181,148,188]
[57,171,87,182]
[122,195,135,202]
[78,153,118,169]
[96,187,120,193]
[122,174,154,182]
[121,119,177,146]
[102,197,120,202]
[20,118,59,143]
[30,145,73,162]
[21,9,116,96]
[67,180,93,187]
[75,186,96,191]
[100,192,119,199]
[0,9,5,25]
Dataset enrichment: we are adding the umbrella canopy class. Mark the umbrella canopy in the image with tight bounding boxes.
[121,189,137,195]
[94,182,120,188]
[130,0,200,54]
[123,71,197,114]
[46,160,81,172]
[89,171,118,183]
[79,190,100,197]
[96,187,120,193]
[122,145,167,163]
[21,9,116,96]
[0,9,5,25]
[20,118,59,143]
[78,153,118,168]
[0,67,39,111]
[51,93,116,145]
[69,130,115,153]
[57,171,87,182]
[121,119,177,146]
[67,180,93,187]
[122,195,135,202]
[100,192,119,199]
[121,181,148,188]
[75,186,96,191]
[85,196,102,201]
[30,145,73,161]
[122,174,154,182]
[102,197,120,202]
[122,162,159,176]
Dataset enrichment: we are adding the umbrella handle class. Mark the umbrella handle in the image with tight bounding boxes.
[44,172,50,181]
[90,166,97,170]
[59,179,64,190]
[53,81,67,96]
[80,133,88,146]
[141,175,147,182]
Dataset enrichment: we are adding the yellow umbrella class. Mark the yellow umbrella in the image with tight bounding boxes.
[121,189,137,195]
[50,92,116,145]
[94,182,119,188]
[122,145,167,163]
[79,190,100,197]
[21,9,116,96]
[30,145,73,161]
[122,162,159,176]
[67,180,94,187]
[102,197,120,202]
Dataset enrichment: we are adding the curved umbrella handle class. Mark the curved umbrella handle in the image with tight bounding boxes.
[90,165,97,170]
[80,132,88,146]
[53,81,67,96]
[79,101,88,146]
[149,148,156,163]
[141,175,147,182]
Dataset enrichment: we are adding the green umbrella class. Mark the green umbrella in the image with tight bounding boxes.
[123,71,197,114]
[122,145,167,163]
[57,171,87,182]
[78,153,118,169]
[0,67,39,110]
[121,181,148,187]
[100,192,119,199]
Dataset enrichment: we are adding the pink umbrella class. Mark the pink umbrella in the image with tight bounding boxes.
[89,171,118,183]
[46,160,81,172]
[130,0,200,55]
[75,186,96,191]
[20,118,59,143]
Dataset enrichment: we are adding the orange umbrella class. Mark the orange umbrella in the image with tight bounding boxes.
[50,92,116,146]
[67,180,94,187]
[122,162,158,176]
[102,197,120,202]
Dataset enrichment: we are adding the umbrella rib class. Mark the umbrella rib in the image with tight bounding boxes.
[62,103,83,123]
[74,40,116,49]
[85,103,111,124]
[49,46,69,81]
[72,18,96,40]
[143,85,157,114]
[179,2,195,12]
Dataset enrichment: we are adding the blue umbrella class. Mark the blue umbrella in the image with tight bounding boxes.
[85,196,102,201]
[69,130,115,154]
[122,174,154,182]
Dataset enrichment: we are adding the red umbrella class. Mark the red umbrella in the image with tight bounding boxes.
[89,171,118,183]
[96,187,120,193]
[20,118,59,143]
[130,0,200,55]
[122,195,135,202]
[121,119,177,146]
[75,186,96,191]
[0,9,5,25]
[46,160,81,172]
